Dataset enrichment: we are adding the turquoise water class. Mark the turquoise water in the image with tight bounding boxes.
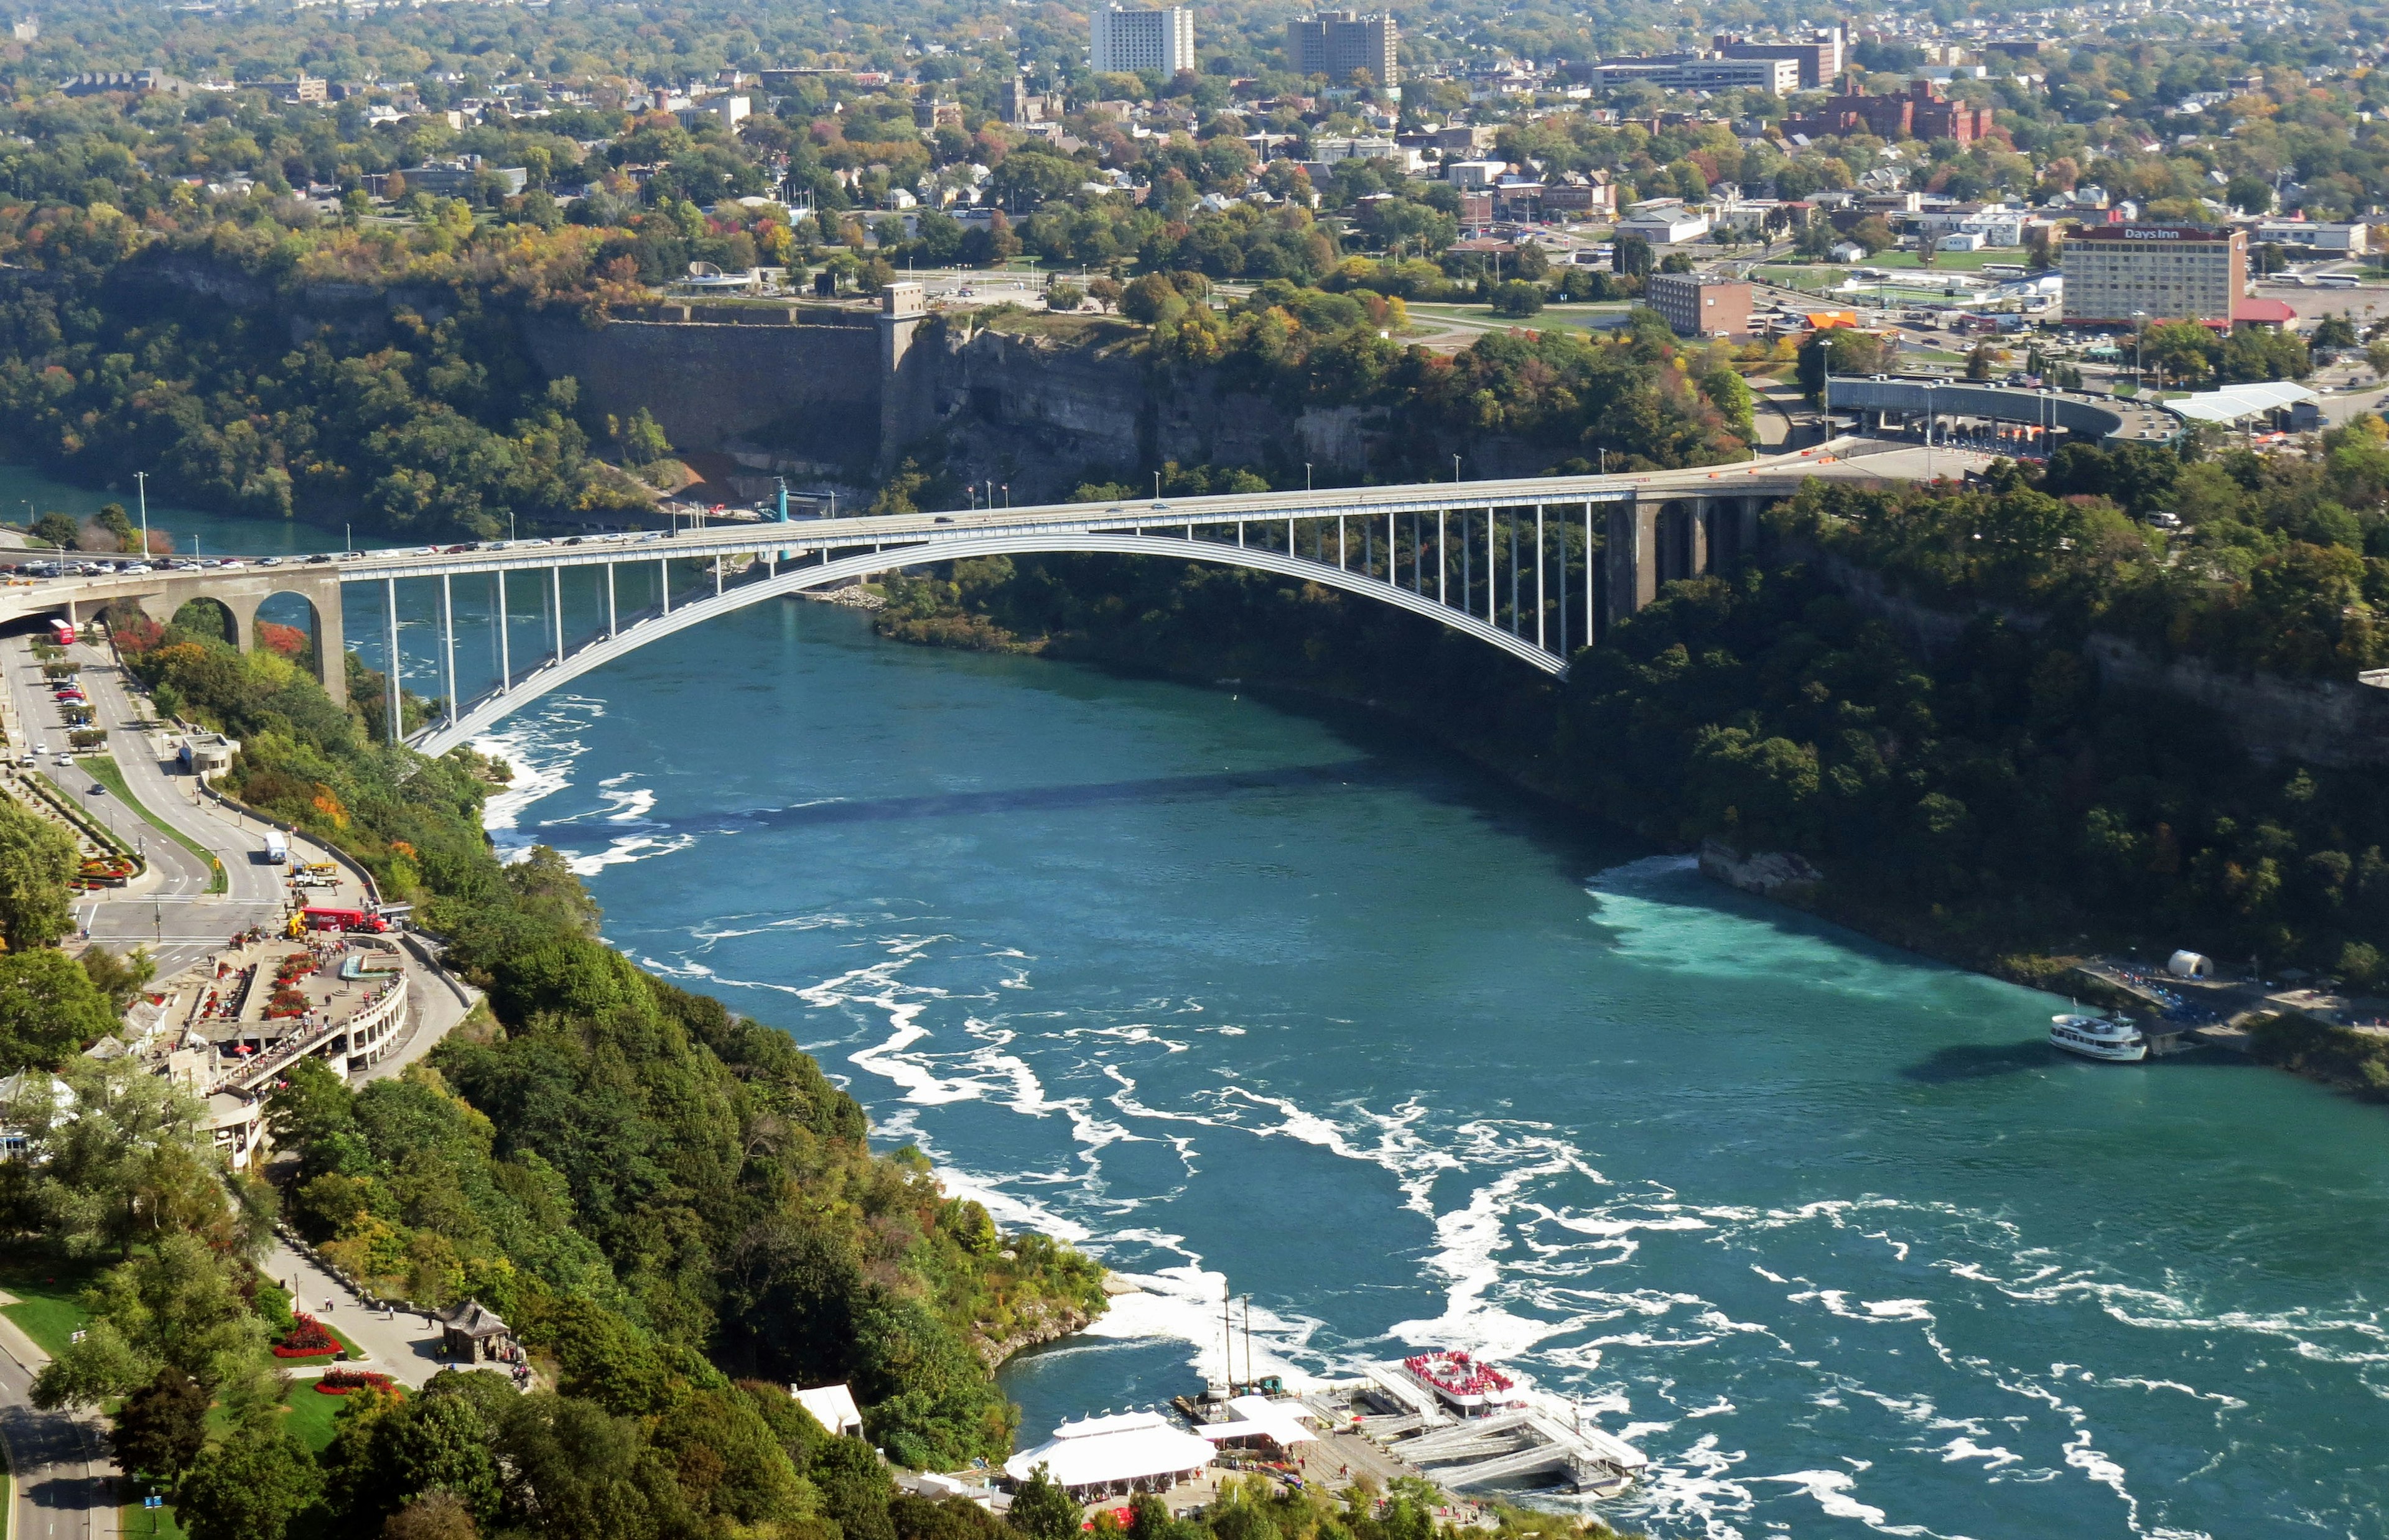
[471,601,2389,1540]
[61,485,2389,1539]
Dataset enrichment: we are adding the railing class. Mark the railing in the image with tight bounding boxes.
[213,971,409,1094]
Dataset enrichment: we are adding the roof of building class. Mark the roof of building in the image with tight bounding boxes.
[794,1383,863,1435]
[1003,1411,1218,1490]
[2231,297,2299,325]
[2169,379,2316,422]
[1194,1395,1318,1447]
[440,1299,510,1337]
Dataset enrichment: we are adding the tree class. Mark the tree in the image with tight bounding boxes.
[1086,277,1122,312]
[386,1491,480,1540]
[1612,233,1652,277]
[0,949,117,1073]
[2311,313,2359,352]
[1489,281,1545,318]
[1965,343,1996,381]
[31,512,78,550]
[113,1369,209,1482]
[78,944,155,1013]
[1045,282,1084,312]
[174,1432,322,1540]
[613,409,671,468]
[1005,1465,1078,1540]
[0,796,77,950]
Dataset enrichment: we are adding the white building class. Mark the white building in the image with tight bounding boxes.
[1092,7,1197,76]
[2255,218,2368,256]
[1616,210,1711,244]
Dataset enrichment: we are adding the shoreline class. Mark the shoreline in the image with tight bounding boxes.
[867,617,2389,1109]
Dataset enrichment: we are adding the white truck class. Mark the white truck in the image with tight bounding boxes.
[262,830,289,865]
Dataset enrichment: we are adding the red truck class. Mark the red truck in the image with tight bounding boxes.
[301,906,389,934]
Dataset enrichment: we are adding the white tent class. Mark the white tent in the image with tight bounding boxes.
[1003,1411,1216,1498]
[2168,950,2214,979]
[1194,1396,1318,1449]
[793,1383,864,1437]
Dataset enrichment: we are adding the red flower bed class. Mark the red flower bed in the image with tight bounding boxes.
[315,1369,394,1395]
[272,1314,338,1358]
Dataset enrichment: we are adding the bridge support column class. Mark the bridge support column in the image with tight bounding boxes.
[313,582,346,707]
[1534,505,1546,652]
[383,578,401,746]
[1688,501,1710,576]
[1606,496,1654,620]
[213,592,261,652]
[440,575,457,735]
[552,565,566,661]
[496,572,510,692]
[607,563,618,638]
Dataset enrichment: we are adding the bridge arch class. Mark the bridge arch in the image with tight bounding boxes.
[410,531,1573,756]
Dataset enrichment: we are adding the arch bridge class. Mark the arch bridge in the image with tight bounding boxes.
[3,443,1900,758]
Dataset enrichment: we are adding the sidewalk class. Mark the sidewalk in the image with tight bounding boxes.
[263,1241,450,1388]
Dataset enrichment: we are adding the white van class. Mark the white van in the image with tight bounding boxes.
[262,831,289,865]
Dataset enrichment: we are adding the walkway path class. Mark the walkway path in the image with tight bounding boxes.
[263,1241,450,1388]
[0,1303,116,1540]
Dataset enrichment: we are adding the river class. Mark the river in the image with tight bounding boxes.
[21,475,2389,1539]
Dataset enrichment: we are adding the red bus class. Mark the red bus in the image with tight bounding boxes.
[47,618,75,647]
[301,906,389,934]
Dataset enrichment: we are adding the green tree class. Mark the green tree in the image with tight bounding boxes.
[0,797,78,950]
[614,408,671,468]
[112,1368,210,1482]
[1965,343,1995,381]
[31,512,78,550]
[1005,1465,1078,1540]
[1612,233,1652,277]
[174,1432,322,1540]
[77,944,156,1014]
[1489,281,1545,317]
[0,949,118,1073]
[384,1491,482,1540]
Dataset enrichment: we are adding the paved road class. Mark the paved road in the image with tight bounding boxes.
[0,1306,116,1540]
[3,636,287,973]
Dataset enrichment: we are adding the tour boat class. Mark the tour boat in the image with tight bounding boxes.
[2049,1014,2148,1062]
[1399,1350,1520,1414]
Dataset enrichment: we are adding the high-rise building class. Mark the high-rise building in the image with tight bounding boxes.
[2061,225,2247,325]
[1091,7,1197,77]
[1286,11,1400,87]
[1710,27,1845,89]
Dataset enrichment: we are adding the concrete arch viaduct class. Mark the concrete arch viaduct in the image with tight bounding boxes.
[0,440,1943,759]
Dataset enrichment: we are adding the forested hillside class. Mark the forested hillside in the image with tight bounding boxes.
[1,598,1106,1539]
[873,439,2389,998]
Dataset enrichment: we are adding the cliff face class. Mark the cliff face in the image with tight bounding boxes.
[1797,544,2389,770]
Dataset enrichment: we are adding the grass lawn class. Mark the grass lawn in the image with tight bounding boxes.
[120,1380,357,1539]
[76,756,227,894]
[282,1381,352,1452]
[0,1257,95,1358]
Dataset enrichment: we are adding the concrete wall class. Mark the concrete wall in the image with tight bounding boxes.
[519,314,882,471]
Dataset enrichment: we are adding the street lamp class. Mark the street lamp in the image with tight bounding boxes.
[134,471,148,559]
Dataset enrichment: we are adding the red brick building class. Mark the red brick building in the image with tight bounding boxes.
[1783,79,1993,146]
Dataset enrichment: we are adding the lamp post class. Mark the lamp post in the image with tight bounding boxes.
[134,471,148,559]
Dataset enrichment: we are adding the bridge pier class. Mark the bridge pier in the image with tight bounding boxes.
[1604,494,1766,626]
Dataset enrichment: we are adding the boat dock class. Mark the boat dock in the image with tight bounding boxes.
[1389,1408,1648,1495]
